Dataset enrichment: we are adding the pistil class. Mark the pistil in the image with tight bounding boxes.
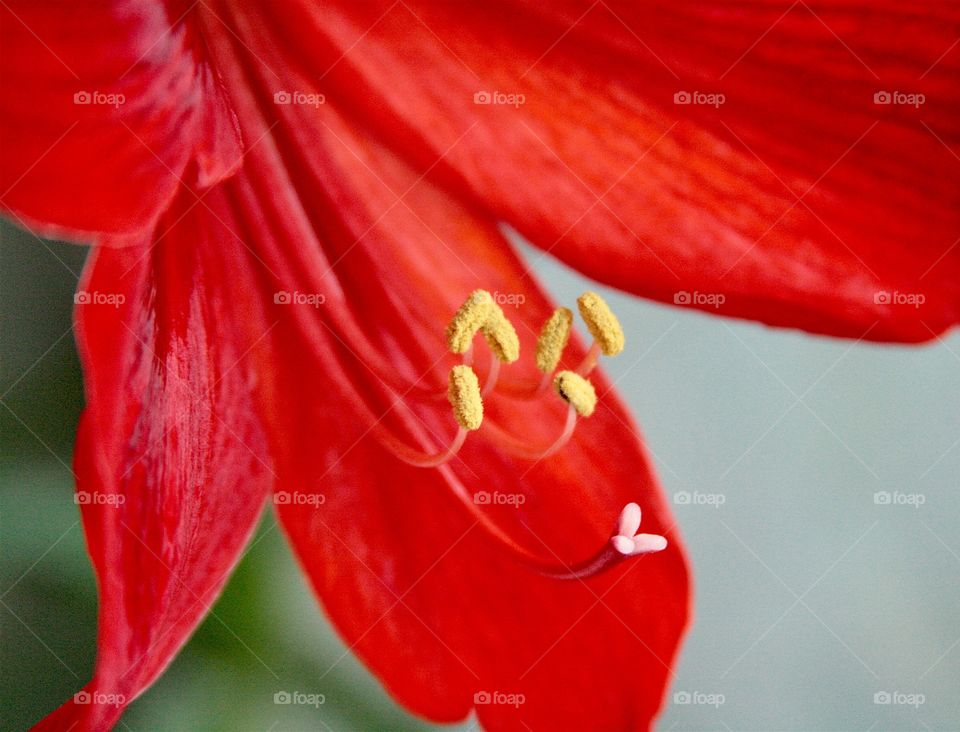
[358,288,667,580]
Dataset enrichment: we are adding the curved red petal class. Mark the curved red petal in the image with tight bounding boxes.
[26,3,693,724]
[0,1,241,241]
[275,389,690,729]
[274,0,960,341]
[34,191,273,730]
[193,22,691,725]
[261,173,692,724]
[271,181,691,725]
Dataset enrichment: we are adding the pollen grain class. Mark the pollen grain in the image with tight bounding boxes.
[482,305,521,363]
[554,370,597,417]
[535,307,573,373]
[577,291,624,356]
[446,290,494,354]
[448,365,484,430]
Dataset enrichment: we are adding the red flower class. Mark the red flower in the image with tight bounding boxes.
[1,2,957,730]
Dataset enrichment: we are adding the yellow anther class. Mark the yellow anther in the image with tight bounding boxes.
[448,365,483,430]
[554,370,597,417]
[445,290,494,354]
[535,307,573,373]
[482,305,520,363]
[577,291,624,356]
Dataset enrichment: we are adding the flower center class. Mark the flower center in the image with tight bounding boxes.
[369,289,667,581]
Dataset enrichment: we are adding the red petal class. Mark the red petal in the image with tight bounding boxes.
[35,190,272,730]
[274,1,960,341]
[275,392,690,728]
[198,25,690,725]
[270,177,690,724]
[0,2,241,241]
[31,4,692,724]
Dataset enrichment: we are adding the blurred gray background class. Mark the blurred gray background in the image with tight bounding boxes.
[2,219,958,730]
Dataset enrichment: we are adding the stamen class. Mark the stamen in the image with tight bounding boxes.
[347,284,667,580]
[488,369,551,400]
[577,291,624,357]
[481,354,501,398]
[448,365,483,430]
[377,426,468,468]
[482,304,520,363]
[574,342,602,376]
[536,307,573,373]
[554,370,597,417]
[465,345,502,397]
[446,290,494,355]
[339,362,470,468]
[322,293,501,404]
[480,404,577,460]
